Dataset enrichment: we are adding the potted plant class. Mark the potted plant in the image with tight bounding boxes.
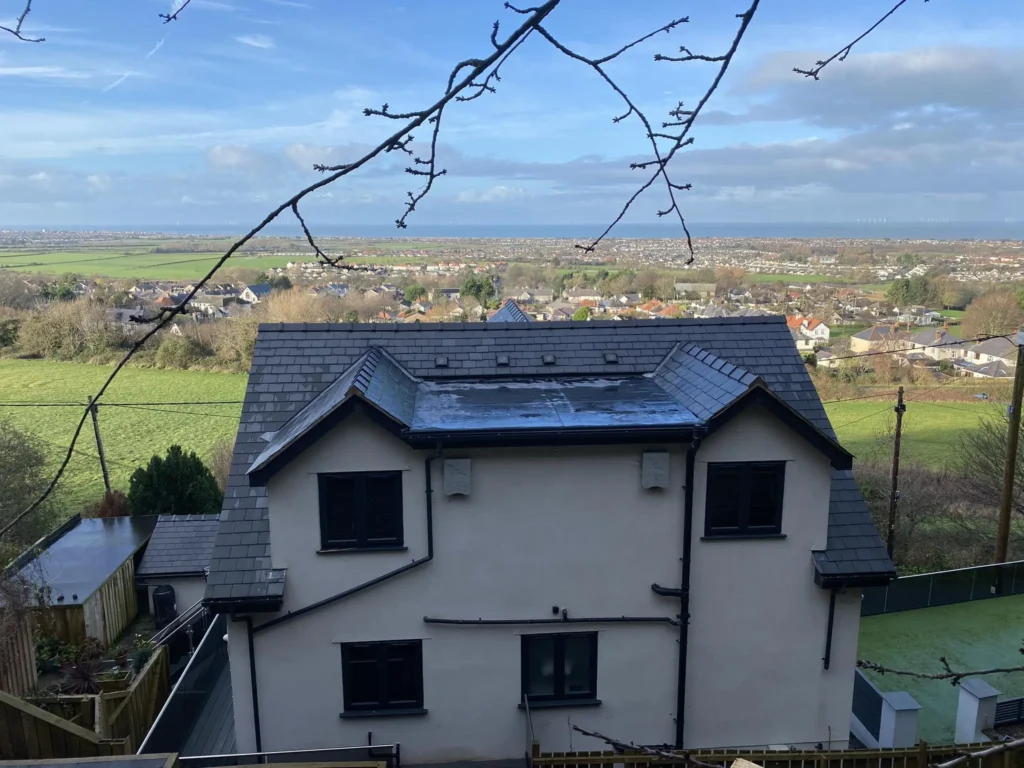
[112,643,130,668]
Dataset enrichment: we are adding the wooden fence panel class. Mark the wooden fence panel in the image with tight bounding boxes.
[0,612,36,696]
[104,645,169,751]
[0,689,129,759]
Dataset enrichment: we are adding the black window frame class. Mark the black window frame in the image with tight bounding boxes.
[704,461,786,538]
[340,640,424,715]
[521,632,598,706]
[318,471,404,551]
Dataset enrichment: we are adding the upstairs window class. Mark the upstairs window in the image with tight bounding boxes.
[318,472,403,551]
[341,640,423,713]
[704,462,785,537]
[521,633,598,705]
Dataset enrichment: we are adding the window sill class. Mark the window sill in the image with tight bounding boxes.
[701,532,786,541]
[339,707,427,719]
[318,545,408,554]
[518,698,601,710]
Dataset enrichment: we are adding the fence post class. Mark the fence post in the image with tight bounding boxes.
[918,740,928,768]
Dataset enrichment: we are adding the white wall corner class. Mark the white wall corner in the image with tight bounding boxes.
[956,678,1000,744]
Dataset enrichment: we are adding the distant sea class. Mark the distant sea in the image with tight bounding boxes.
[17,222,1024,240]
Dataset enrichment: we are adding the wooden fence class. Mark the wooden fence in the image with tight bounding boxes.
[0,689,130,759]
[531,741,1024,768]
[103,645,170,751]
[0,610,36,696]
[35,556,139,648]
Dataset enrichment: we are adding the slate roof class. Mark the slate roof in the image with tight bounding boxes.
[488,299,532,323]
[137,514,220,579]
[813,470,894,586]
[650,342,758,421]
[207,317,892,607]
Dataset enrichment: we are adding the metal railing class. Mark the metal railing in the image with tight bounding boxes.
[862,559,1024,616]
[138,612,225,754]
[149,599,213,679]
[852,669,883,740]
[996,696,1024,726]
[151,598,206,645]
[178,744,400,768]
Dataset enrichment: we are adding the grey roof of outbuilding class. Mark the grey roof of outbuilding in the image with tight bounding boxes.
[137,514,220,578]
[489,299,532,323]
[206,317,892,606]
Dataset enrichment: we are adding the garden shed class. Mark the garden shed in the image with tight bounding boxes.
[19,516,157,647]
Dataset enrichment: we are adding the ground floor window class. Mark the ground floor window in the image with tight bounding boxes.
[341,640,423,712]
[521,632,597,704]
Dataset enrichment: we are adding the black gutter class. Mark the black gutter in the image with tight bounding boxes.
[253,449,439,635]
[677,428,704,749]
[245,616,263,752]
[822,588,838,670]
[424,616,679,626]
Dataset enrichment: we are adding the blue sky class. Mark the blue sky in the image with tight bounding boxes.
[1,0,1023,230]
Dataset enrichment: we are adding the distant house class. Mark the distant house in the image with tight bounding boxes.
[790,328,816,352]
[240,283,273,304]
[488,299,532,323]
[432,287,461,302]
[902,328,967,362]
[961,336,1018,369]
[551,307,573,321]
[136,514,219,618]
[617,293,642,306]
[816,349,840,368]
[786,315,830,343]
[675,282,717,298]
[563,287,602,302]
[954,359,1014,378]
[850,325,903,354]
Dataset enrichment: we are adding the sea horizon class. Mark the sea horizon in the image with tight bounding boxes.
[6,222,1024,241]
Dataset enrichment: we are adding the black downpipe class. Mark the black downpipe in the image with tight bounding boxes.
[246,616,263,752]
[823,587,838,670]
[677,429,704,750]
[254,449,439,634]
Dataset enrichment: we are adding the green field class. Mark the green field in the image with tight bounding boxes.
[829,400,998,467]
[0,360,996,517]
[859,595,1024,743]
[0,360,245,511]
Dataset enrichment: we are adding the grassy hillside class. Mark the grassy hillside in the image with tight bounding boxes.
[0,360,994,515]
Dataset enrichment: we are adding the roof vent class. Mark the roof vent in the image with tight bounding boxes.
[496,354,510,366]
[542,354,556,366]
[604,352,618,364]
[435,356,449,368]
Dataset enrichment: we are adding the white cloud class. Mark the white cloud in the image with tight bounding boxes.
[893,122,914,131]
[235,34,274,49]
[262,0,311,7]
[145,38,166,59]
[102,73,132,93]
[456,185,530,203]
[207,144,258,168]
[87,174,111,191]
[0,66,89,80]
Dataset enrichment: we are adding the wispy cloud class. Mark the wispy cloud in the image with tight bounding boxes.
[262,0,311,7]
[0,66,90,80]
[102,72,133,93]
[145,37,166,59]
[234,34,274,49]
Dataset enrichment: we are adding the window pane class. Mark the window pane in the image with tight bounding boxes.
[323,475,357,544]
[748,464,783,529]
[563,635,594,696]
[346,650,380,707]
[386,643,420,705]
[366,474,402,543]
[707,466,742,529]
[525,636,555,697]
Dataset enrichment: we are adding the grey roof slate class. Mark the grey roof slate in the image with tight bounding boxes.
[813,469,894,580]
[208,317,891,604]
[137,514,220,578]
[488,299,532,323]
[650,342,758,421]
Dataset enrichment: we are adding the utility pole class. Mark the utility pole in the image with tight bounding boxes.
[995,330,1024,563]
[886,385,906,560]
[88,397,111,495]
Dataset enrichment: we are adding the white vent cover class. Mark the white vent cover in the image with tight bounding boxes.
[641,452,670,489]
[444,459,472,496]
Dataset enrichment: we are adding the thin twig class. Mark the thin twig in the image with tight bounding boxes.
[932,738,1024,768]
[0,0,44,42]
[0,0,561,541]
[571,725,719,768]
[159,0,193,23]
[858,645,1024,686]
[794,0,923,79]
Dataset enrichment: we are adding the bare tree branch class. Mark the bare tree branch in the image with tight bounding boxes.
[533,1,759,261]
[570,725,720,768]
[0,0,44,42]
[159,0,193,24]
[858,646,1024,686]
[0,0,562,541]
[933,738,1024,768]
[794,0,924,80]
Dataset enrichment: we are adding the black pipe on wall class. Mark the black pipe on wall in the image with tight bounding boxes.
[676,428,704,749]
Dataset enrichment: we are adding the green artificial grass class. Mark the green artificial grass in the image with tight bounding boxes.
[859,594,1024,743]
